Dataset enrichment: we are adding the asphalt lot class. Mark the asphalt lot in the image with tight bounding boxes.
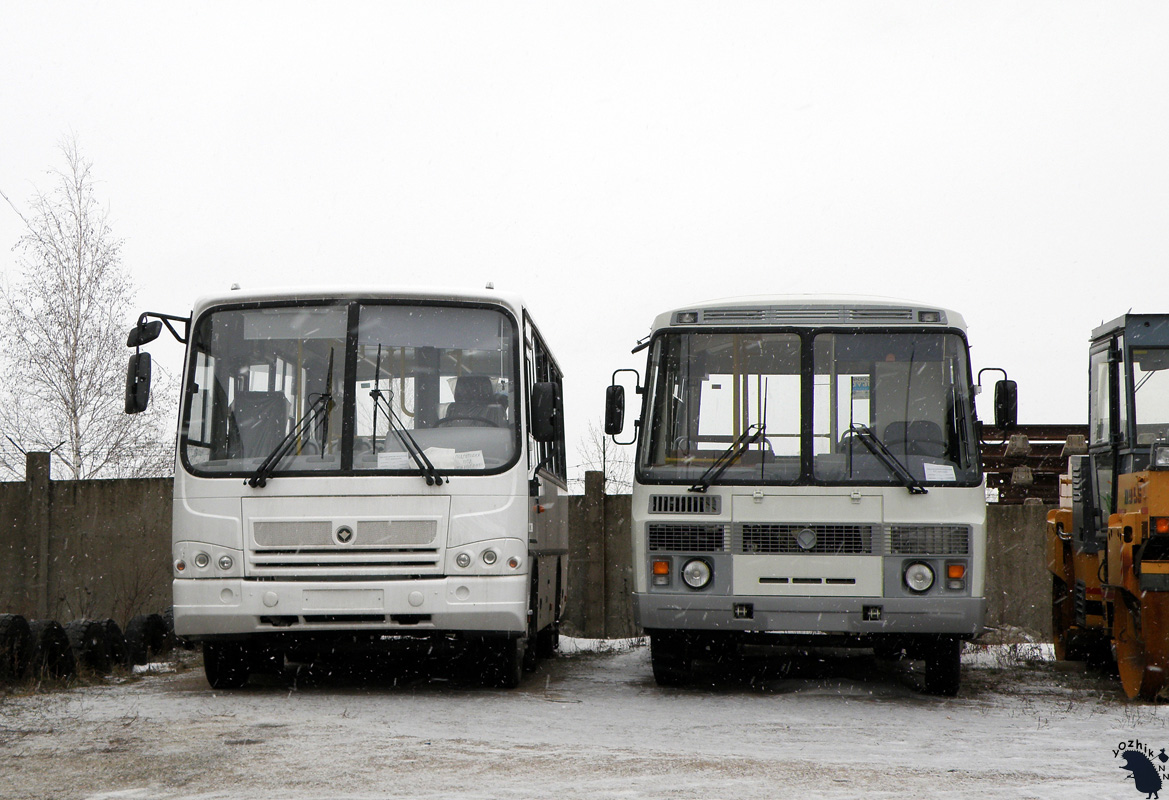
[0,639,1162,800]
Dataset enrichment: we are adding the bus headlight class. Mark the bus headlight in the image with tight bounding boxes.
[218,555,234,571]
[681,559,713,590]
[455,552,471,568]
[193,552,210,569]
[482,549,498,566]
[904,562,935,593]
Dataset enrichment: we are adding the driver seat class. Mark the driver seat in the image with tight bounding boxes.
[443,375,506,427]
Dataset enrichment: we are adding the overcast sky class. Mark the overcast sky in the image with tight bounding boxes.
[2,2,1168,482]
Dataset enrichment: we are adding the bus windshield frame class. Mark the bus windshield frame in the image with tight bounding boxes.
[636,327,980,488]
[180,299,522,480]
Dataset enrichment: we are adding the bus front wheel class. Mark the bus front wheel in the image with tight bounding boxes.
[922,636,961,697]
[650,632,693,687]
[479,635,526,689]
[204,641,251,690]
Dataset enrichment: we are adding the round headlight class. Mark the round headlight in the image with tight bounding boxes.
[482,549,498,566]
[681,559,712,589]
[455,552,471,568]
[904,562,935,593]
[218,554,234,571]
[193,552,210,569]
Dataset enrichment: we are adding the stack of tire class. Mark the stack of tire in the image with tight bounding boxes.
[0,611,174,685]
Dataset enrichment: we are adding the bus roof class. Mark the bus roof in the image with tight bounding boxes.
[187,284,529,320]
[649,294,967,334]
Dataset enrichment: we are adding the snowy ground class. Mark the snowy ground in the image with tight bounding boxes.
[0,638,1165,800]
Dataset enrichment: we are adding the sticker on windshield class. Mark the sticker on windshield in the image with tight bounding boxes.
[923,463,956,482]
[456,450,486,469]
[377,452,411,470]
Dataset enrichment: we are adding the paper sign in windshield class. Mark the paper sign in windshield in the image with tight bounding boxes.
[923,463,957,482]
[377,452,411,470]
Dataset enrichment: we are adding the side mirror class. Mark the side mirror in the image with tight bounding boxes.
[994,379,1017,429]
[604,385,625,436]
[531,382,559,442]
[127,319,163,348]
[125,352,152,414]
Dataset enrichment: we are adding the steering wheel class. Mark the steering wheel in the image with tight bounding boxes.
[434,415,503,428]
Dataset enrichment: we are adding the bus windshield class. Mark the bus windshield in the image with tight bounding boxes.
[637,330,979,487]
[182,302,519,477]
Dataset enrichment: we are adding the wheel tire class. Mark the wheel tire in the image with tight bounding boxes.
[535,624,559,660]
[65,619,111,674]
[535,566,562,660]
[102,620,129,670]
[203,642,251,690]
[125,613,167,665]
[28,620,76,680]
[479,636,526,689]
[922,636,962,697]
[650,632,693,687]
[1051,576,1087,661]
[0,614,32,682]
[1113,589,1169,700]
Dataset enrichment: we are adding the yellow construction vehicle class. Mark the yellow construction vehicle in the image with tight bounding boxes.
[1048,313,1169,698]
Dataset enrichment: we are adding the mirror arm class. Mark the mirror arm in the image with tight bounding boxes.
[132,311,191,346]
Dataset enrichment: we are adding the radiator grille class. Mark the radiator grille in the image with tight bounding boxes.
[738,524,876,555]
[254,521,332,547]
[647,523,728,553]
[355,520,437,546]
[649,494,721,515]
[886,525,970,555]
[250,518,442,578]
[254,520,438,548]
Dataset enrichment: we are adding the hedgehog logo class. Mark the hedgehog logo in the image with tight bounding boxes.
[1121,750,1164,799]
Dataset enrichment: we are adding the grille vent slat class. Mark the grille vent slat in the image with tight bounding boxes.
[649,494,721,515]
[847,308,914,321]
[886,525,970,555]
[695,306,929,326]
[647,523,727,553]
[737,524,876,555]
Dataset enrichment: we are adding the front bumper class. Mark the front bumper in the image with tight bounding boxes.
[174,574,528,637]
[635,592,986,637]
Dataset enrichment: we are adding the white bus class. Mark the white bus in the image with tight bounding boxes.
[605,295,1013,695]
[126,286,568,689]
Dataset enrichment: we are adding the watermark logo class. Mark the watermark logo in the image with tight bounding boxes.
[1113,739,1169,798]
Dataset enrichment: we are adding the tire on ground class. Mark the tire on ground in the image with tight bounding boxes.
[0,614,32,682]
[64,619,111,674]
[102,619,129,670]
[125,613,167,666]
[28,620,76,680]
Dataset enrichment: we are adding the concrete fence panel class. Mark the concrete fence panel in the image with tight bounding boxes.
[0,459,1054,640]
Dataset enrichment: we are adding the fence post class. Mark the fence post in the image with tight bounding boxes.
[582,471,607,637]
[26,452,51,620]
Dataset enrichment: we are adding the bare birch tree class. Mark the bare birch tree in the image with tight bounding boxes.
[0,136,175,479]
[576,417,634,494]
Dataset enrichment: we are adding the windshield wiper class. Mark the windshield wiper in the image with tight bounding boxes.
[689,424,765,493]
[373,394,446,486]
[369,346,445,486]
[247,350,335,489]
[847,423,927,495]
